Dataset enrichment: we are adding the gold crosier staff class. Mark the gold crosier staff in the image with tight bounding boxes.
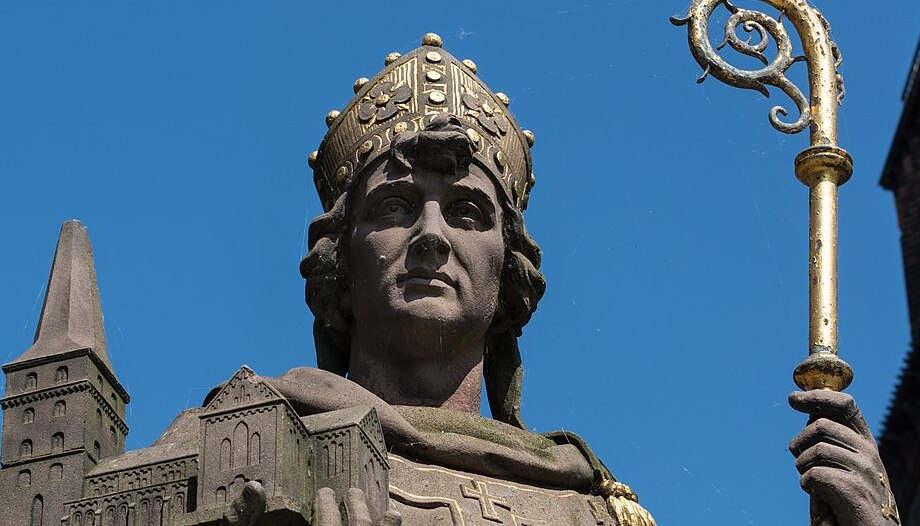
[671,1,851,525]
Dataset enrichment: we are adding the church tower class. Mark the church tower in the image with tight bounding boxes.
[0,221,130,526]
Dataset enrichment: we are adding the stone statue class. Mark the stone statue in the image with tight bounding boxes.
[0,32,899,526]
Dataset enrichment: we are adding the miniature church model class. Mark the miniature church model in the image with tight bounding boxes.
[0,221,388,526]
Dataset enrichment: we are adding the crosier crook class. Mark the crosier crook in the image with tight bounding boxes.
[671,1,852,525]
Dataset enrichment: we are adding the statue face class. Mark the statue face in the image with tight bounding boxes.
[347,156,505,351]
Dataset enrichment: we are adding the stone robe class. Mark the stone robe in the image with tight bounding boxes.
[241,367,654,526]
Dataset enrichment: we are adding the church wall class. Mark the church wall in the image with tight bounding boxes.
[0,451,88,526]
[275,406,311,504]
[3,356,82,399]
[198,404,279,509]
[81,361,127,462]
[1,356,86,467]
[66,478,192,526]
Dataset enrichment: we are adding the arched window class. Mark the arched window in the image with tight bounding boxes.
[93,441,101,459]
[139,500,149,526]
[109,426,117,442]
[18,470,31,487]
[30,495,43,526]
[249,433,261,465]
[25,373,38,390]
[97,408,103,427]
[49,464,63,481]
[53,401,66,417]
[20,440,33,459]
[55,366,68,383]
[232,421,249,468]
[220,438,231,471]
[23,408,35,424]
[51,433,64,452]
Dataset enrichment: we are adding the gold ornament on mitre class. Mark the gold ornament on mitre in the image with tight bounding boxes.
[310,33,537,212]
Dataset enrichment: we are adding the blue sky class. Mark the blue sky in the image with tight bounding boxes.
[1,2,918,525]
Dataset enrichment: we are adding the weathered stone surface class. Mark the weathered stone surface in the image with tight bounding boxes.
[1,221,129,526]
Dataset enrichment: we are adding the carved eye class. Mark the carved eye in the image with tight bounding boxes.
[446,200,485,227]
[374,197,413,219]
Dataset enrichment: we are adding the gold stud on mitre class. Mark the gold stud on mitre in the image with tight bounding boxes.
[310,32,536,213]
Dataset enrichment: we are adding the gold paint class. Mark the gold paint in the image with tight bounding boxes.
[675,0,852,392]
[385,52,401,65]
[335,166,347,183]
[325,110,340,127]
[495,150,506,169]
[528,172,536,188]
[606,496,657,526]
[466,128,481,144]
[676,5,855,523]
[460,480,507,522]
[388,454,582,498]
[462,59,477,73]
[389,487,465,526]
[359,140,374,156]
[422,32,443,47]
[495,92,510,106]
[312,37,532,214]
[523,130,536,147]
[353,77,369,93]
[308,151,318,169]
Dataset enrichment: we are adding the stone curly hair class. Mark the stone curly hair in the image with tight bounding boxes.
[300,114,545,429]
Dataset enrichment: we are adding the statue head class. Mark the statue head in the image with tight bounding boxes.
[301,34,544,427]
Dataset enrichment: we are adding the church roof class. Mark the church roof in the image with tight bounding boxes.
[86,407,202,477]
[4,221,115,372]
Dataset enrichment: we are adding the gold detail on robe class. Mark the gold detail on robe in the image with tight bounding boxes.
[599,480,657,526]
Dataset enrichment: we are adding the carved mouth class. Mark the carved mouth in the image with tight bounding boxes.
[397,269,457,290]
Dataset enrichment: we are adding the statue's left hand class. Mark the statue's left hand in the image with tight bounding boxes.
[788,390,900,526]
[315,487,402,526]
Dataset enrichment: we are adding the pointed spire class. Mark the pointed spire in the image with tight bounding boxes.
[7,221,113,371]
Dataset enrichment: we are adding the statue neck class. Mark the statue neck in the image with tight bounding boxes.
[347,326,484,414]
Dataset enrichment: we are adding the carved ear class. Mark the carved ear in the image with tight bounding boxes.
[484,331,526,429]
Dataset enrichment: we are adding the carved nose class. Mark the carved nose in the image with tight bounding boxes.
[410,232,450,257]
[409,202,451,258]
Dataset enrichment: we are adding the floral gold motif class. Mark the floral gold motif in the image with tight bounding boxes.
[358,81,412,126]
[462,92,510,136]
